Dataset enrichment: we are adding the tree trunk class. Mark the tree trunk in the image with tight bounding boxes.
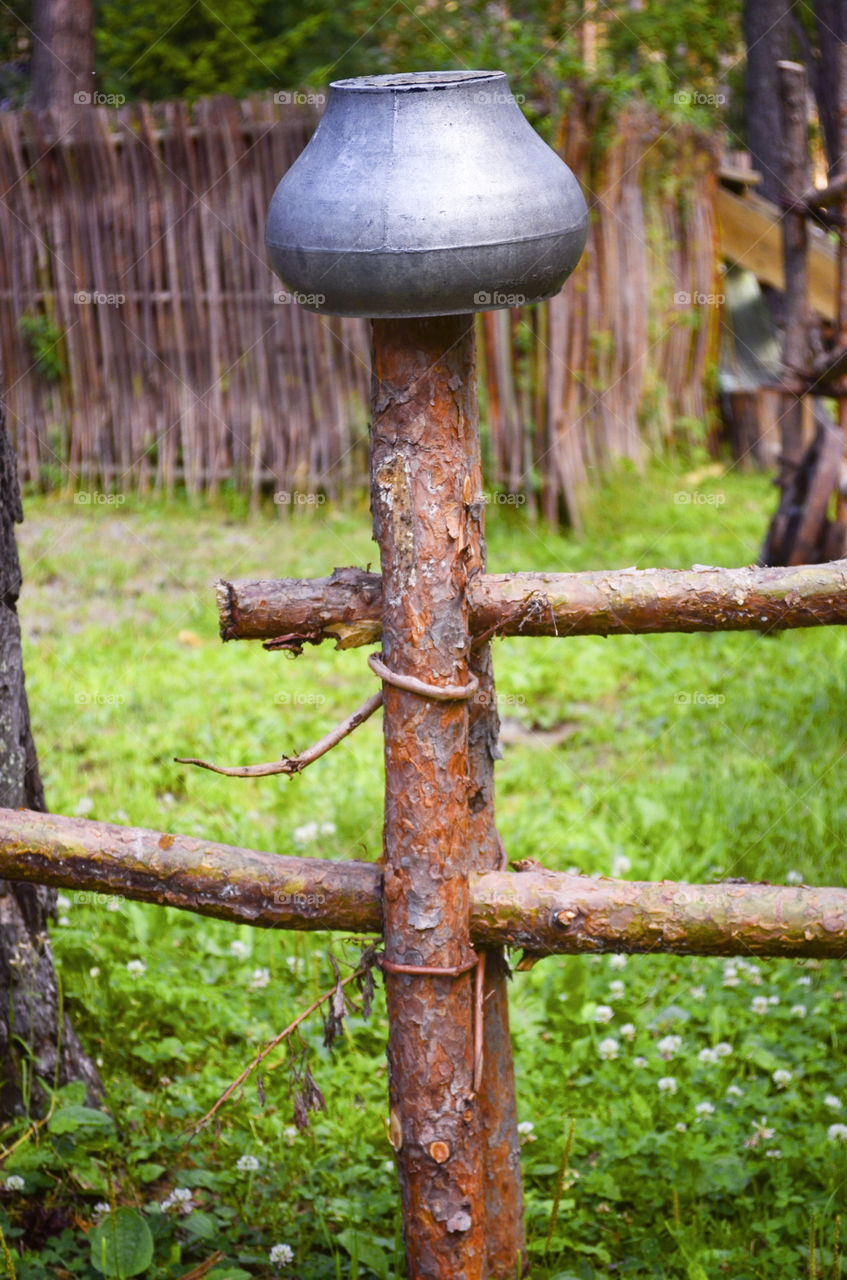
[743,0,791,205]
[30,0,94,113]
[0,393,101,1123]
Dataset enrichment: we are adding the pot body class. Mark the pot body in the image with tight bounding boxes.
[266,70,588,317]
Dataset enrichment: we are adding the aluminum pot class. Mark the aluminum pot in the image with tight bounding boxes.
[266,70,588,317]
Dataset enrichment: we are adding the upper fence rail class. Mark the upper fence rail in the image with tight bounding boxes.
[0,94,719,525]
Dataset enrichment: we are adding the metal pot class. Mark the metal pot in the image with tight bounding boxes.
[266,70,588,317]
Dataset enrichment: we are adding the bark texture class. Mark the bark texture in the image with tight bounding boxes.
[463,376,524,1276]
[743,0,791,206]
[0,406,101,1122]
[218,560,847,647]
[3,808,847,958]
[30,0,95,112]
[775,61,809,487]
[371,316,485,1280]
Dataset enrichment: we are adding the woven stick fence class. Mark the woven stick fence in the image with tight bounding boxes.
[0,96,719,525]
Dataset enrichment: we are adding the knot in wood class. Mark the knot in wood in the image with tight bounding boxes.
[556,908,578,925]
[429,1140,451,1164]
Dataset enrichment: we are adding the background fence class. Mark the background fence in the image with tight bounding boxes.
[0,93,720,526]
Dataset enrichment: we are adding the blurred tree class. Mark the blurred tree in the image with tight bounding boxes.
[31,0,94,111]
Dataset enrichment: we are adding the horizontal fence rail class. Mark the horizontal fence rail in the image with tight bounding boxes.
[0,97,719,524]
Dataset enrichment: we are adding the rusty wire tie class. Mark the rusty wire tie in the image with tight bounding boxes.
[379,951,486,1095]
[367,653,480,701]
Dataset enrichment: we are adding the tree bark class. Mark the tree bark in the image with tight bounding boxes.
[743,0,791,206]
[370,316,485,1279]
[2,808,847,959]
[30,0,95,113]
[0,400,101,1123]
[218,559,847,647]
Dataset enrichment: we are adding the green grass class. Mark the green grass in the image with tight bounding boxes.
[1,463,846,1278]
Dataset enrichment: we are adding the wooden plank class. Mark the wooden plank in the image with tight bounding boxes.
[717,186,837,320]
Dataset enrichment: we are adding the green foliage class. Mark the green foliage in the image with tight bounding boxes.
[1,471,846,1275]
[90,1210,154,1277]
[16,312,65,384]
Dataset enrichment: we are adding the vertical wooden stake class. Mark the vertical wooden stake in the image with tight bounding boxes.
[777,60,810,481]
[371,315,486,1279]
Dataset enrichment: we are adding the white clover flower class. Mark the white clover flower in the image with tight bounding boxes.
[695,1101,715,1117]
[658,1076,677,1094]
[698,1047,718,1065]
[796,975,812,987]
[283,1125,299,1145]
[293,822,319,845]
[633,1056,648,1068]
[772,1069,792,1088]
[89,966,100,978]
[4,1175,24,1192]
[516,1121,534,1135]
[786,870,803,885]
[593,1005,614,1025]
[726,1085,744,1098]
[657,1035,682,1061]
[319,821,337,836]
[229,940,249,959]
[608,980,625,1001]
[286,956,305,974]
[675,1122,687,1132]
[236,1154,260,1172]
[611,854,631,877]
[598,1037,619,1061]
[58,916,70,926]
[689,985,706,1001]
[126,959,146,976]
[620,1023,636,1042]
[56,894,72,912]
[751,996,769,1015]
[790,1004,807,1018]
[744,964,762,987]
[714,1042,733,1057]
[768,995,780,1006]
[765,1148,782,1159]
[160,1188,194,1213]
[106,898,121,912]
[92,1202,110,1220]
[745,1117,775,1148]
[722,964,739,988]
[250,968,271,989]
[609,954,627,970]
[825,1095,843,1111]
[828,1123,847,1142]
[270,1242,294,1266]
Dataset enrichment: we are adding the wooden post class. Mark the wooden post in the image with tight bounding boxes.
[776,61,809,488]
[836,41,847,522]
[370,315,486,1279]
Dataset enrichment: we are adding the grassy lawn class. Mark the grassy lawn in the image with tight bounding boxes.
[2,462,846,1278]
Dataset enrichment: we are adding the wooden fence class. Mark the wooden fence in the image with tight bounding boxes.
[0,94,720,525]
